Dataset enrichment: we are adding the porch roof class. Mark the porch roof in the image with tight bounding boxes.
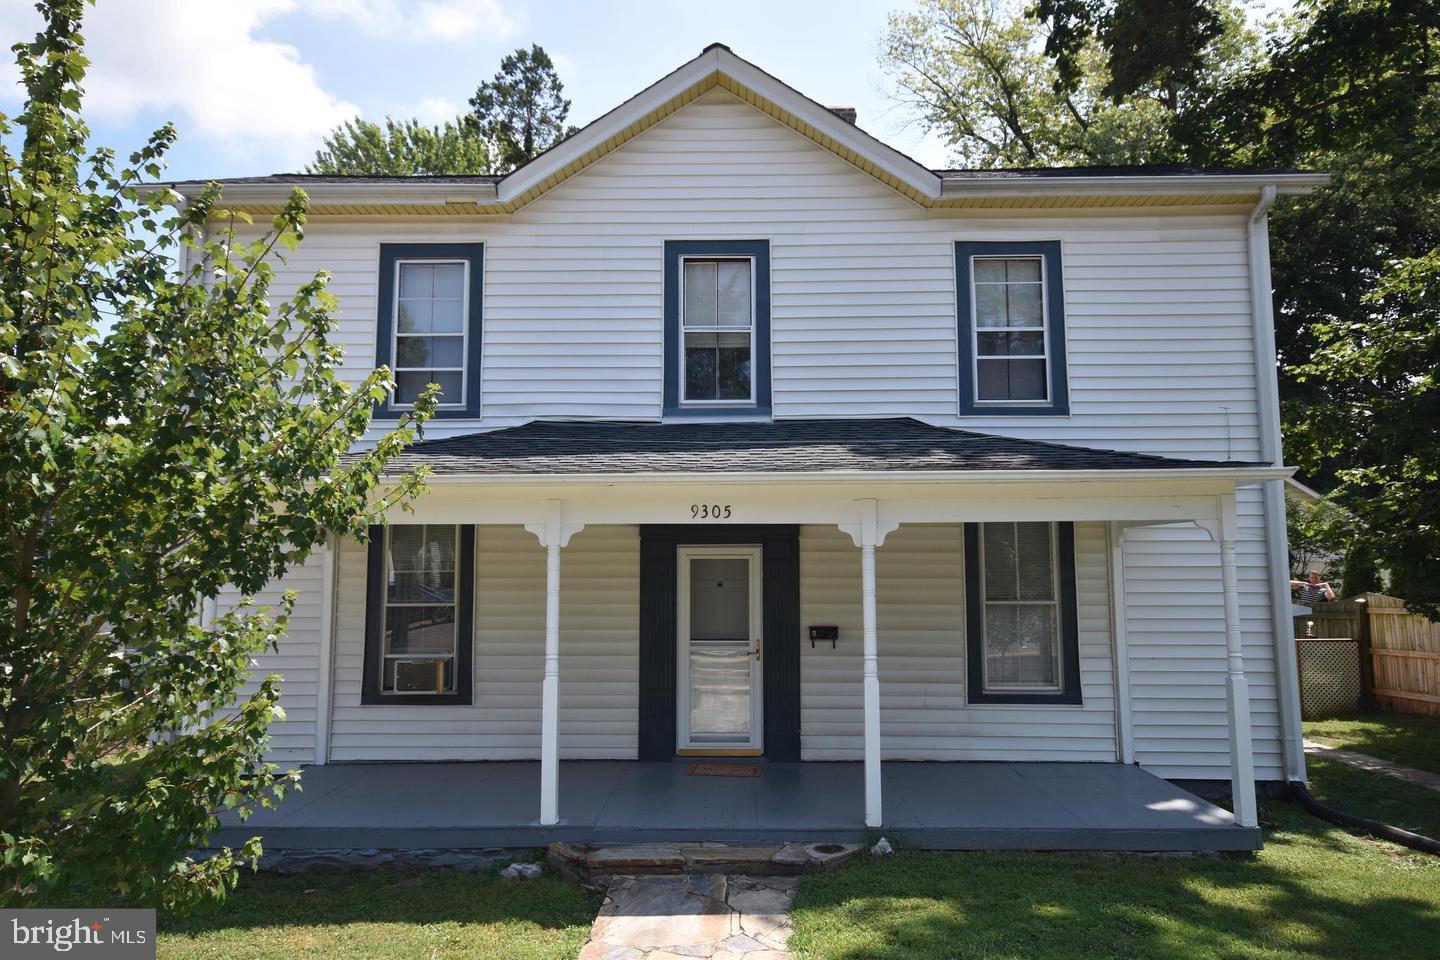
[381,418,1264,477]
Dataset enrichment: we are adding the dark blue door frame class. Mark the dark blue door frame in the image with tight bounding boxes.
[638,525,801,761]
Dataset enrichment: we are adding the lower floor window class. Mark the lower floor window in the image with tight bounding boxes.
[383,524,459,694]
[965,521,1080,704]
[364,523,474,704]
[980,522,1060,691]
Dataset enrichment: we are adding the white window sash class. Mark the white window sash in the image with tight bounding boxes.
[380,525,460,694]
[969,255,1051,405]
[389,258,470,410]
[978,521,1063,693]
[679,255,757,405]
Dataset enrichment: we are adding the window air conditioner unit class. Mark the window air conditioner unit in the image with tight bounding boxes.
[393,658,446,694]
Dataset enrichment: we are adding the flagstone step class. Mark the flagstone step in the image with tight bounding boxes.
[548,840,860,884]
[578,874,798,960]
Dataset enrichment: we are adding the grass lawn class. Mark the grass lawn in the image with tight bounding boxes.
[1304,711,1440,774]
[790,798,1440,960]
[157,864,601,960]
[1306,754,1440,839]
[158,729,1440,960]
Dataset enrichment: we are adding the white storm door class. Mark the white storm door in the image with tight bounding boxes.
[677,546,764,753]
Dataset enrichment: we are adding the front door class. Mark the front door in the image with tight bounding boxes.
[677,546,764,754]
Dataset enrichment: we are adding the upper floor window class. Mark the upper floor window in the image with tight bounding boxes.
[956,241,1069,416]
[683,258,753,403]
[964,521,1081,705]
[664,240,771,416]
[375,243,484,419]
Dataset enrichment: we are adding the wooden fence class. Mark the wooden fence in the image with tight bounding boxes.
[1294,592,1440,717]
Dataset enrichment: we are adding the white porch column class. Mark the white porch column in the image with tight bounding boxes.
[861,536,881,828]
[314,534,338,766]
[524,501,583,827]
[841,500,897,830]
[1215,496,1258,828]
[542,538,561,825]
[1107,522,1135,765]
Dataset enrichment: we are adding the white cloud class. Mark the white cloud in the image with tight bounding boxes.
[413,96,463,126]
[549,51,577,84]
[304,0,516,41]
[0,0,358,166]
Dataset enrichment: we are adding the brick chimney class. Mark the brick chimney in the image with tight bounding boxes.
[827,106,857,125]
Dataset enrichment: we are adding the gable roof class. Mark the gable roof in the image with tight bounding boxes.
[372,418,1282,479]
[163,45,1326,216]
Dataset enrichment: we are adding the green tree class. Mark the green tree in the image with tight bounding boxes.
[469,43,576,172]
[1184,1,1439,612]
[1290,249,1440,615]
[308,115,495,176]
[0,1,433,909]
[879,0,1254,167]
[1285,497,1350,582]
[1180,0,1440,445]
[1033,0,1225,106]
[1285,496,1391,598]
[1338,539,1384,598]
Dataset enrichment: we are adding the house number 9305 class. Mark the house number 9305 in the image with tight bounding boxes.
[691,504,732,519]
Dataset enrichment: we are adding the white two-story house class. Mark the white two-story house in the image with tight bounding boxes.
[177,45,1325,852]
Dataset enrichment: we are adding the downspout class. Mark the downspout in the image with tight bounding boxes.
[1248,185,1306,783]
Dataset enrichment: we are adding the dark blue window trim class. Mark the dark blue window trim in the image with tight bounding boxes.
[374,242,484,420]
[955,240,1070,416]
[964,522,1081,705]
[663,240,771,417]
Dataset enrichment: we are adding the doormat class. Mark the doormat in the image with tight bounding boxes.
[687,762,762,778]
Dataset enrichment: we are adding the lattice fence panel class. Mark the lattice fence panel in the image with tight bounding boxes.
[1297,639,1362,720]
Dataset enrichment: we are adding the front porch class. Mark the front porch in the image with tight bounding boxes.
[221,759,1258,852]
[291,418,1303,846]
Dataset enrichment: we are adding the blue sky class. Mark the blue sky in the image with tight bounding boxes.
[0,0,957,181]
[0,0,1291,183]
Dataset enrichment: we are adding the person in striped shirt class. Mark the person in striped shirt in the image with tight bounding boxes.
[1291,570,1336,604]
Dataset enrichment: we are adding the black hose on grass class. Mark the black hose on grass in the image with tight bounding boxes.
[1291,782,1440,855]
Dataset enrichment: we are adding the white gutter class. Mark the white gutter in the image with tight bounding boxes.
[152,173,1329,212]
[156,180,500,207]
[403,465,1294,485]
[1248,183,1307,784]
[938,173,1328,200]
[1249,185,1280,461]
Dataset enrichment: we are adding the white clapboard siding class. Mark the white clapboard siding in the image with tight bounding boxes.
[799,523,1117,762]
[327,525,638,762]
[212,551,324,765]
[231,87,1262,462]
[1120,484,1283,781]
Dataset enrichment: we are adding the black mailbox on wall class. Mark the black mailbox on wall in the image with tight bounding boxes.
[808,625,838,649]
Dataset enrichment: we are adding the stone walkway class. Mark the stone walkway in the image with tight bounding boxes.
[578,874,796,960]
[1304,739,1440,795]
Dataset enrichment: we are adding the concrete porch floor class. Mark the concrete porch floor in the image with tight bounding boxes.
[217,760,1259,852]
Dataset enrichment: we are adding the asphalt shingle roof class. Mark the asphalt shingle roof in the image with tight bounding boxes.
[186,174,504,185]
[376,418,1262,475]
[184,165,1305,188]
[932,164,1310,179]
